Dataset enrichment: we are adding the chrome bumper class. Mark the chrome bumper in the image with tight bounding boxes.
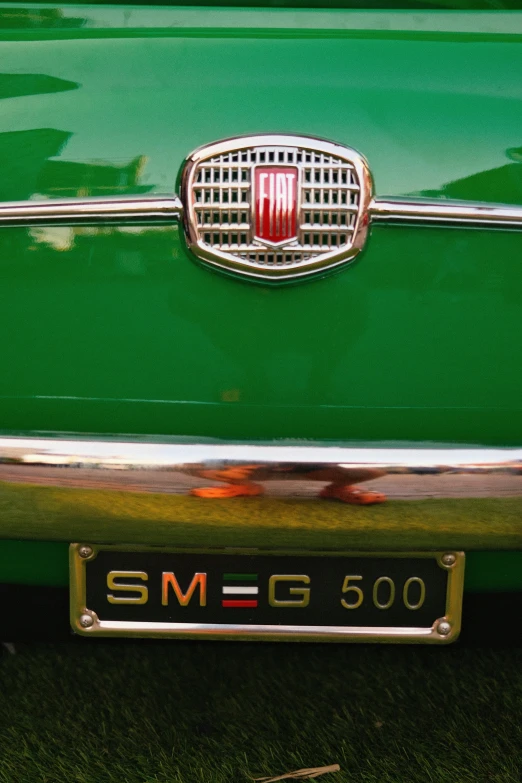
[0,435,521,551]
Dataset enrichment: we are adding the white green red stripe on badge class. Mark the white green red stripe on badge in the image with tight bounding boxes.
[222,573,258,608]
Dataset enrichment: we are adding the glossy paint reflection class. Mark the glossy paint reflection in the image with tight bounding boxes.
[420,150,522,206]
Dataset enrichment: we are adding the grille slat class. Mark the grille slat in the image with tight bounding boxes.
[300,224,354,231]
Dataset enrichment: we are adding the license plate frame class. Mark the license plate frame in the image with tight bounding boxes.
[70,545,465,644]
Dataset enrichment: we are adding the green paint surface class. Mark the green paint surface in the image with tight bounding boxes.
[0,540,69,587]
[464,550,522,593]
[0,6,520,444]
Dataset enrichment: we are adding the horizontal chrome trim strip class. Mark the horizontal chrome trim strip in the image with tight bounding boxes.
[1,435,521,496]
[370,197,522,230]
[0,194,521,232]
[1,435,520,551]
[91,620,444,642]
[0,195,183,227]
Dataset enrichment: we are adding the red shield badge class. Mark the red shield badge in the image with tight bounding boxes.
[254,166,298,246]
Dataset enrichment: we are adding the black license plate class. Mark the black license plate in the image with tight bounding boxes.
[70,546,464,643]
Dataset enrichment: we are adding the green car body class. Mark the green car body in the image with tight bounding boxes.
[0,2,521,626]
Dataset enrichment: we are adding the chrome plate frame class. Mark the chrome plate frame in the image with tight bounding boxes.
[70,545,465,644]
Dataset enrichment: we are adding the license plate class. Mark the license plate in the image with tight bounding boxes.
[70,545,465,643]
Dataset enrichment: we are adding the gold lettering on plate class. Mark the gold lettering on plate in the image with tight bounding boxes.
[162,572,207,607]
[372,576,395,610]
[403,577,426,610]
[106,570,148,604]
[268,575,311,608]
[340,575,364,609]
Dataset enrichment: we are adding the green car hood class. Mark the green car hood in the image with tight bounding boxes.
[0,4,521,444]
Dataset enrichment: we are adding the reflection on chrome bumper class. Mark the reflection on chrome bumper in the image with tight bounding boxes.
[1,436,521,496]
[0,436,521,551]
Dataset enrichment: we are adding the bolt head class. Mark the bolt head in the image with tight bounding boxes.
[78,545,93,559]
[79,614,94,628]
[441,553,456,567]
[437,620,452,636]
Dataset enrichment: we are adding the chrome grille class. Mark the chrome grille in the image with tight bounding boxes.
[190,144,361,268]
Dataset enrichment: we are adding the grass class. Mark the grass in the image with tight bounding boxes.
[0,640,521,783]
[1,482,522,551]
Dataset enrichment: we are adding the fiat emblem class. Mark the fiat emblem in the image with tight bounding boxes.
[254,166,298,246]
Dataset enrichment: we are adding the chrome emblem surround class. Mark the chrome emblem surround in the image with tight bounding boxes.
[180,134,373,282]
